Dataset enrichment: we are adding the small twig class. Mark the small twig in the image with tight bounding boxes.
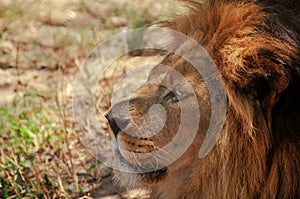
[15,42,20,76]
[55,66,79,195]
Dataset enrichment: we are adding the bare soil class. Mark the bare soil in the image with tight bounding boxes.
[0,0,178,197]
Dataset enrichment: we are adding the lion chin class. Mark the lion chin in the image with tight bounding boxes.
[106,1,300,199]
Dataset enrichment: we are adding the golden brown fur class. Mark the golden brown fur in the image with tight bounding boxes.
[107,1,300,198]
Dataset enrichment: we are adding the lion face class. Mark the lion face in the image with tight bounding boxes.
[106,54,211,186]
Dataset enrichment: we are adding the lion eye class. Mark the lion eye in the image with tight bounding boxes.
[165,91,178,103]
[164,86,184,103]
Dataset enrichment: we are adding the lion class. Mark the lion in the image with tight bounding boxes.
[105,1,300,198]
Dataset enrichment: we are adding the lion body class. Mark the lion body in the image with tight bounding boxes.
[107,1,300,198]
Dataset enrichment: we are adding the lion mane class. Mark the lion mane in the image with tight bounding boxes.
[164,1,300,198]
[108,1,300,198]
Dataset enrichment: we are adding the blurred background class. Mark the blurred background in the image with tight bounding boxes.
[0,0,181,198]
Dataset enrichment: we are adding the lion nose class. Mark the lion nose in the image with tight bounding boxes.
[105,109,130,137]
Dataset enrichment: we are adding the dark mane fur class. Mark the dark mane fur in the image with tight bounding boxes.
[154,1,300,198]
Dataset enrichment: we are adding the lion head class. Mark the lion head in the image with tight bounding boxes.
[105,1,300,198]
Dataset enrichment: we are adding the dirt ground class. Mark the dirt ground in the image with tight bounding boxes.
[0,56,155,199]
[0,0,178,198]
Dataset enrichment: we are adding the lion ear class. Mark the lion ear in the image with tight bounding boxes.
[227,53,291,111]
[253,60,291,111]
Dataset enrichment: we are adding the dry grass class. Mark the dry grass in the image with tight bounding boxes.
[0,0,179,198]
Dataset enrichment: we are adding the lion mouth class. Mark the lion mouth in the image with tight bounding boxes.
[114,148,168,181]
[139,167,167,182]
[106,109,168,181]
